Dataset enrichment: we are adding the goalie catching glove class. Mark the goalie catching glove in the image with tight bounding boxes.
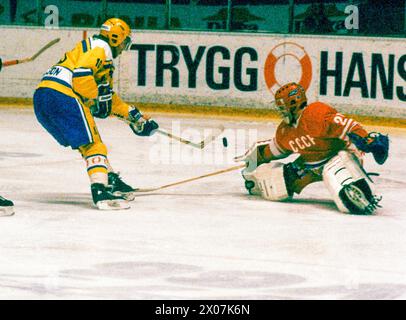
[91,82,113,119]
[128,106,159,136]
[348,132,389,165]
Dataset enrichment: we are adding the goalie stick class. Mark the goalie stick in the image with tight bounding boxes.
[118,116,224,149]
[2,38,60,67]
[134,163,246,193]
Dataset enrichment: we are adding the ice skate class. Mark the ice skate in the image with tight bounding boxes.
[108,172,136,201]
[341,183,379,215]
[0,196,14,217]
[91,183,130,210]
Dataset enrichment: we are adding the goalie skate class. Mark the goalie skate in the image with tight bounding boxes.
[0,196,15,217]
[340,182,380,215]
[91,183,130,210]
[108,172,136,201]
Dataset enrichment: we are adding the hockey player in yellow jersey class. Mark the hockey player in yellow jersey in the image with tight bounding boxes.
[33,18,159,210]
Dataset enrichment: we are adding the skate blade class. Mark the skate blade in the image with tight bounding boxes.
[113,191,136,201]
[0,206,15,217]
[96,200,130,210]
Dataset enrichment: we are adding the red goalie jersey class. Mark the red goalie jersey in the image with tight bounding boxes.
[268,101,369,165]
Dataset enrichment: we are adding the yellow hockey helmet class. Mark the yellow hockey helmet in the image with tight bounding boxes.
[100,18,131,49]
[274,82,307,125]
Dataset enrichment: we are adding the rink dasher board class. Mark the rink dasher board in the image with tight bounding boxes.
[0,27,404,119]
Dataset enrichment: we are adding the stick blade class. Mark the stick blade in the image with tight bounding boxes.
[199,124,225,149]
[30,38,61,61]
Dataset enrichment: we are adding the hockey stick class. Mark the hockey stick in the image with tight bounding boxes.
[2,38,60,67]
[135,163,246,193]
[156,125,224,149]
[118,116,224,149]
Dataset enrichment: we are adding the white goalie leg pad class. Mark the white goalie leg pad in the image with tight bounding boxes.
[323,156,352,213]
[337,151,375,193]
[242,169,262,196]
[322,151,374,213]
[249,163,290,201]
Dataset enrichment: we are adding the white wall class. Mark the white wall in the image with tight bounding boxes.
[0,26,405,119]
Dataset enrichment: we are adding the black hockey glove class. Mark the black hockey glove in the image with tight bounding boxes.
[348,132,389,165]
[128,107,159,137]
[0,57,2,72]
[91,82,112,119]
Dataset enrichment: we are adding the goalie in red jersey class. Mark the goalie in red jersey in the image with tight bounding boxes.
[236,82,389,215]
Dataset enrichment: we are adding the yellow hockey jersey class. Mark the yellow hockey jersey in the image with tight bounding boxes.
[38,36,129,118]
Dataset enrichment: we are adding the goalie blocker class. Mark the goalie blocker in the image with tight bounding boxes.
[243,151,382,215]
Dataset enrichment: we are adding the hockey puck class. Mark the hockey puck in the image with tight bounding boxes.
[222,137,228,147]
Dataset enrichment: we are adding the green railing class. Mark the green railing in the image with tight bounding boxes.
[0,0,405,37]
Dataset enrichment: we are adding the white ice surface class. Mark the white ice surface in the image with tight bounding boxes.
[1,108,406,300]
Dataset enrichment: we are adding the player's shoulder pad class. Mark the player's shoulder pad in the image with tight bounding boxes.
[89,37,113,62]
[303,102,337,123]
[306,101,337,117]
[301,102,336,135]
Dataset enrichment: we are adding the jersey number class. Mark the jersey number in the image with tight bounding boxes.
[333,113,348,126]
